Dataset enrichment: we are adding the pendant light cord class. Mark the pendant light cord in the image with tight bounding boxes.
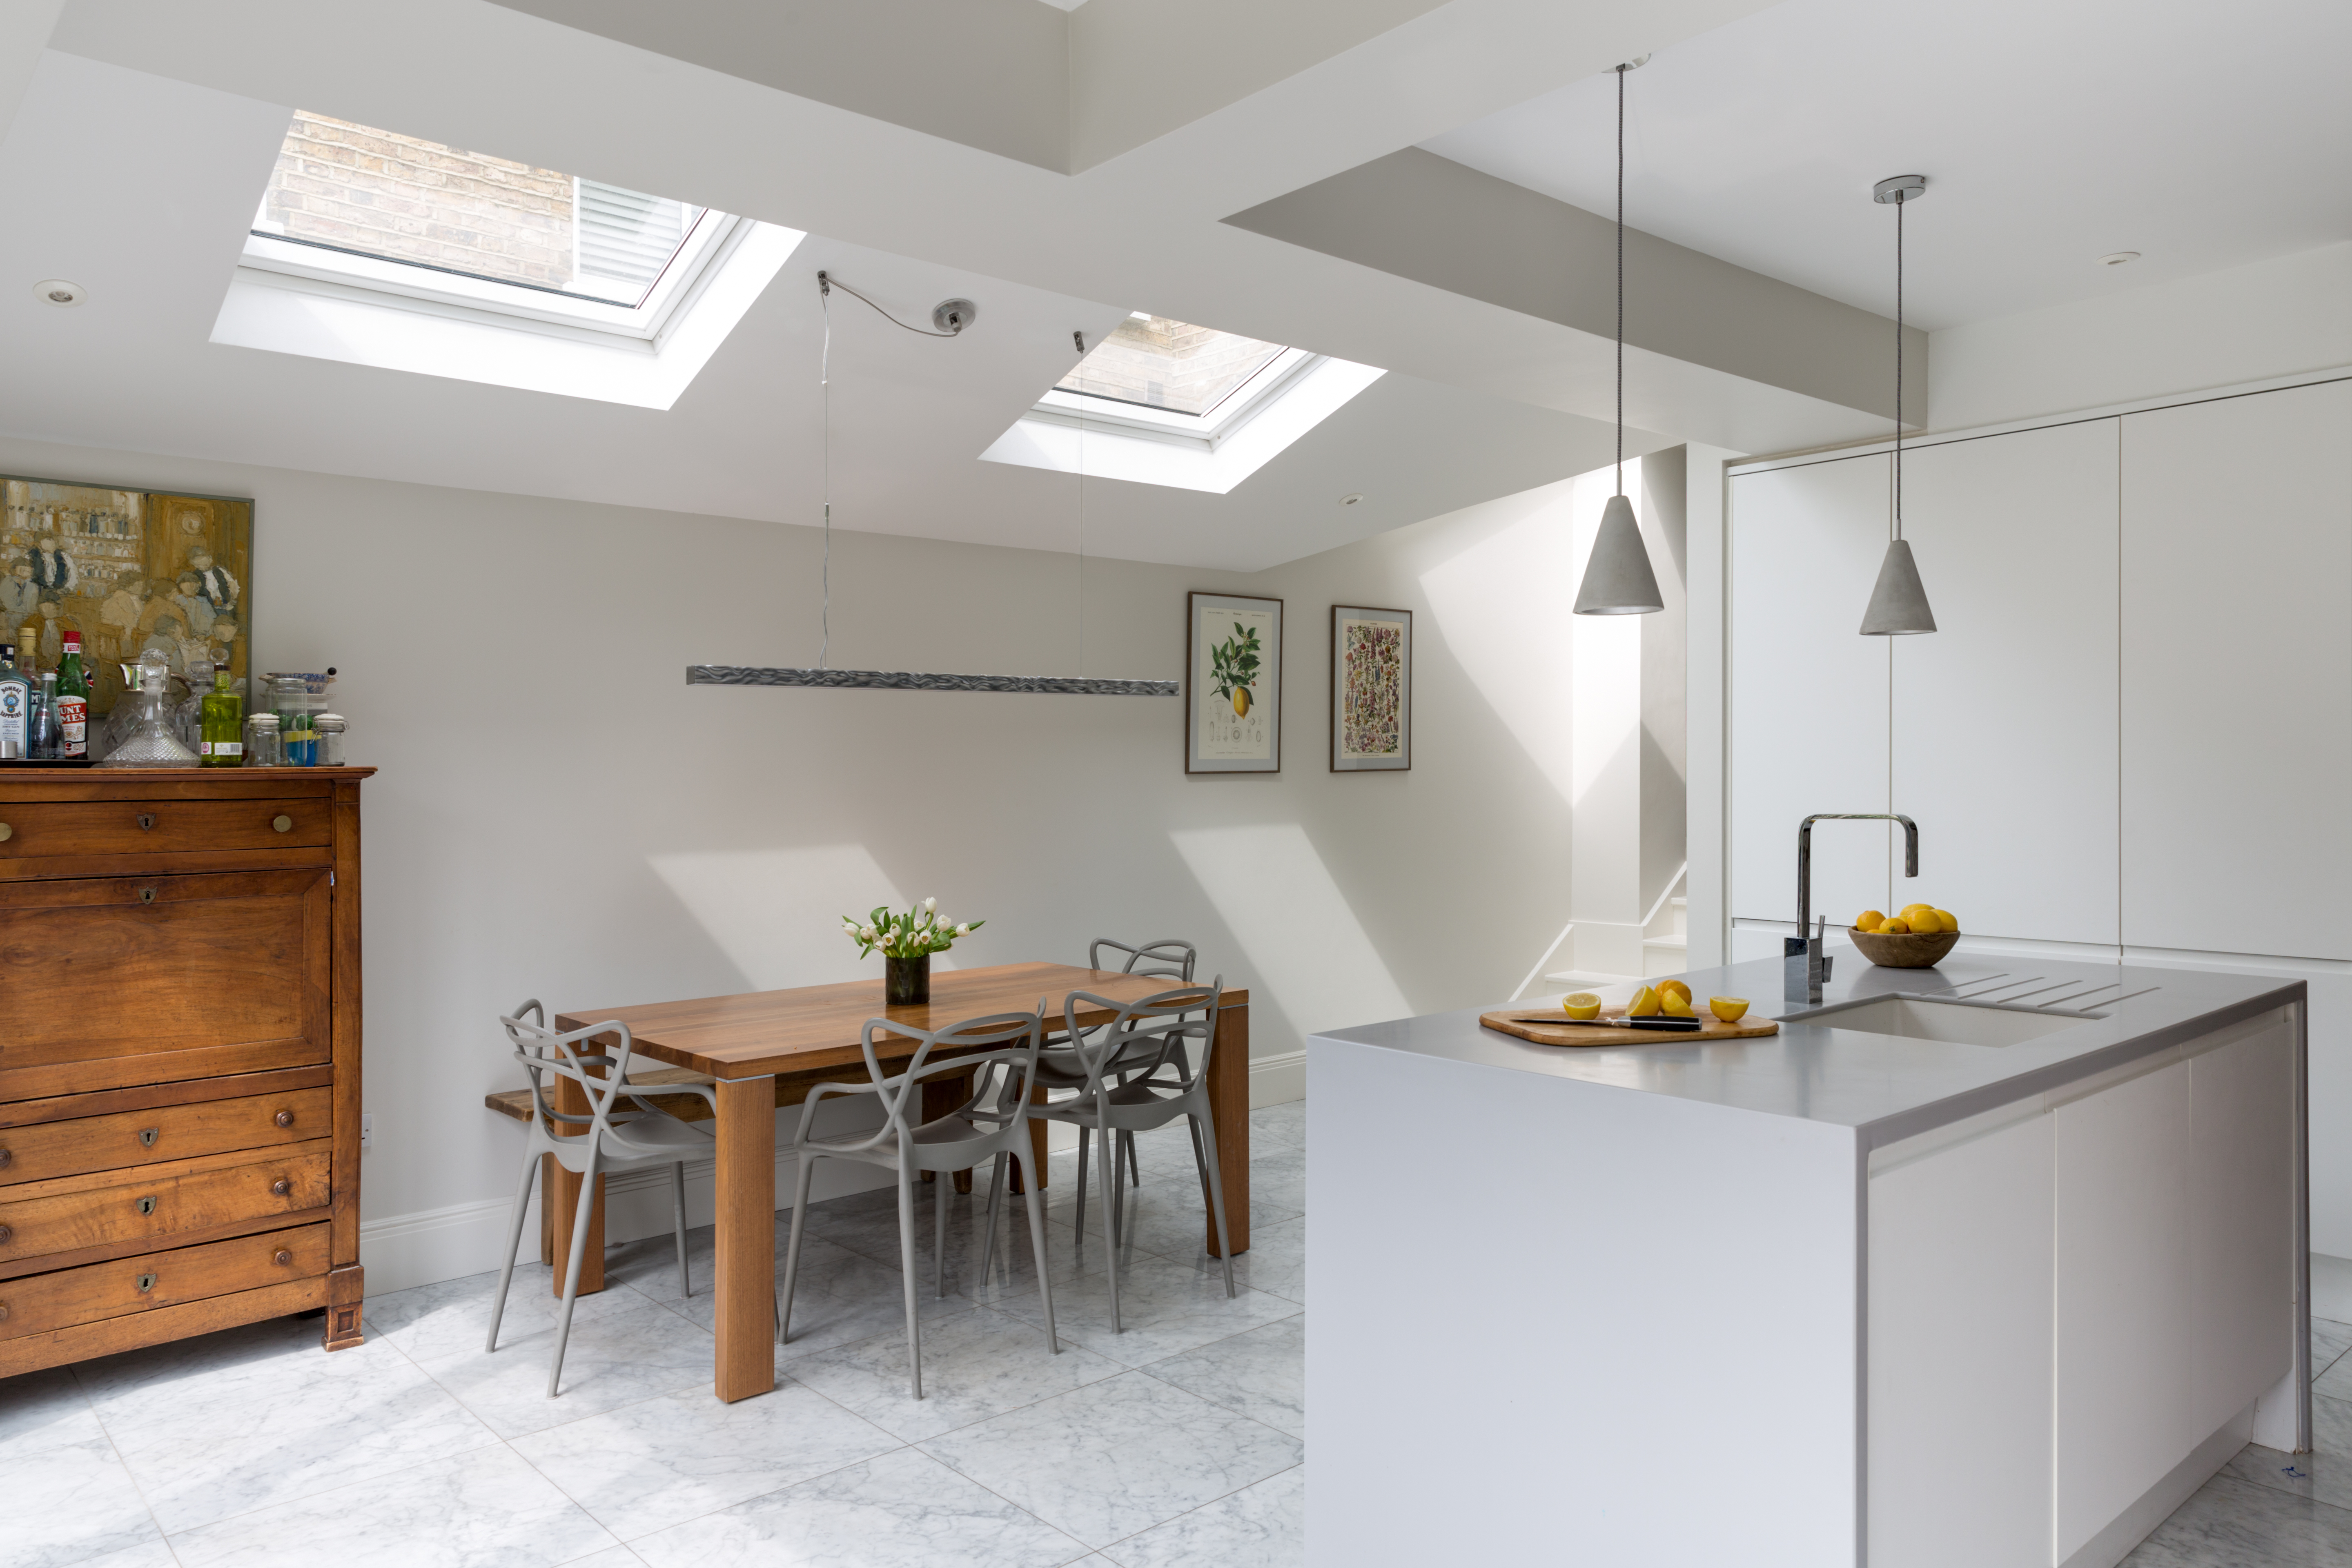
[821,270,962,337]
[1893,196,1904,541]
[819,274,833,668]
[1073,330,1087,677]
[1615,62,1626,497]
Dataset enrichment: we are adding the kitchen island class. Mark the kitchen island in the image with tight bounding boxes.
[1307,952,2308,1568]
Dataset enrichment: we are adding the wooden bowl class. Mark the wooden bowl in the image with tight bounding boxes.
[1848,926,1962,968]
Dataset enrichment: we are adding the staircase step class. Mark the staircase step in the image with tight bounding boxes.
[1642,933,1687,949]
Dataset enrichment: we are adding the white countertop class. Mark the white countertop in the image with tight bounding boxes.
[1311,949,2303,1148]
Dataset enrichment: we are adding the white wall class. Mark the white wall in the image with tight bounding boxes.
[0,432,1597,1292]
[1930,242,2352,434]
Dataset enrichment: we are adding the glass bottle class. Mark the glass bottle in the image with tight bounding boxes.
[97,651,198,768]
[272,675,315,766]
[54,630,88,760]
[201,666,243,767]
[0,644,27,759]
[243,710,281,767]
[313,712,346,767]
[29,673,60,759]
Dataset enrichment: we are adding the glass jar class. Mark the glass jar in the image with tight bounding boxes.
[314,713,347,767]
[244,710,281,767]
[270,675,315,766]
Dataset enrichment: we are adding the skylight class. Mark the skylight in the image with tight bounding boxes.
[1056,315,1287,418]
[242,111,740,340]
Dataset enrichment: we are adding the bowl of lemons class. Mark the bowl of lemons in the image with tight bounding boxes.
[1849,904,1962,968]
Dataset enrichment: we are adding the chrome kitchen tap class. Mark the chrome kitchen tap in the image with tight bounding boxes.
[1788,813,1920,1004]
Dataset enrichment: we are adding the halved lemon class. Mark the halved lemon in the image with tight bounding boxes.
[1657,979,1693,1004]
[1627,985,1662,1018]
[1709,996,1751,1022]
[1562,991,1603,1020]
[1661,989,1696,1017]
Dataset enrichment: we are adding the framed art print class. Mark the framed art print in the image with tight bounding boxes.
[1187,591,1282,773]
[1330,604,1410,771]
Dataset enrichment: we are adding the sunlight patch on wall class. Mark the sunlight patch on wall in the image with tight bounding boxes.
[1169,822,1410,1038]
[648,844,958,993]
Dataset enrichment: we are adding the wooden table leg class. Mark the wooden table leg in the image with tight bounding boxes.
[549,1053,608,1296]
[1207,1001,1250,1256]
[714,1074,777,1403]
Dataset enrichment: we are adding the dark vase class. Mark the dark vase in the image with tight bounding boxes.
[885,952,931,1006]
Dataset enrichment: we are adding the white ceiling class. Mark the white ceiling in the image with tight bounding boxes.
[1423,0,2352,330]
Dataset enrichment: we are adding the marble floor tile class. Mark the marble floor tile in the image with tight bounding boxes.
[2315,1347,2352,1406]
[679,1275,970,1368]
[1244,1146,1308,1216]
[628,1446,1088,1568]
[2221,1390,2352,1510]
[0,1364,101,1452]
[169,1444,619,1568]
[512,1379,899,1541]
[412,1283,717,1439]
[786,1303,1127,1443]
[71,1312,334,1410]
[2120,1472,2352,1567]
[60,1543,182,1568]
[1100,1463,1304,1568]
[922,1371,1302,1550]
[1249,1100,1307,1149]
[2316,1316,2352,1385]
[1143,1315,1305,1437]
[9,1432,165,1568]
[363,1263,581,1365]
[95,1333,502,1534]
[990,1250,1304,1368]
[555,1549,650,1568]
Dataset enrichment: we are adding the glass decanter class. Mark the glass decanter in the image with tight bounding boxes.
[97,650,198,768]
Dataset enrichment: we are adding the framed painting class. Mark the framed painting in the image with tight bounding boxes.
[1187,591,1282,773]
[0,478,252,719]
[1330,604,1410,772]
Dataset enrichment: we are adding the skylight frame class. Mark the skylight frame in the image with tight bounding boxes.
[240,203,746,348]
[1031,345,1323,451]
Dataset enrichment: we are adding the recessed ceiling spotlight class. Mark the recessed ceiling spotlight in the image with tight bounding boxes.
[1340,493,1365,507]
[2098,252,2141,267]
[35,279,84,306]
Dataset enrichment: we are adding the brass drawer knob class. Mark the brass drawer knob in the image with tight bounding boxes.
[271,1178,292,1197]
[273,1110,295,1129]
[136,813,156,831]
[0,1301,9,1322]
[0,1223,11,1245]
[274,1249,293,1266]
[0,822,11,841]
[273,814,294,833]
[0,1146,10,1169]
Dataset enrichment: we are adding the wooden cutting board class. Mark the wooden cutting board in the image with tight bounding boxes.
[1479,1007,1782,1047]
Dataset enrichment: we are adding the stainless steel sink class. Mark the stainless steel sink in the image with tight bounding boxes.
[1784,993,2097,1047]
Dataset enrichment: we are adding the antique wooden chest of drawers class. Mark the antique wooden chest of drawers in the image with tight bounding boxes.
[0,767,370,1376]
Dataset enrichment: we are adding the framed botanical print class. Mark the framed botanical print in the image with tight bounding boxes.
[1187,591,1282,773]
[1331,604,1410,772]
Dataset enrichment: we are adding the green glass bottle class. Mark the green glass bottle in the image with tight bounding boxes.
[200,665,243,766]
[53,630,88,759]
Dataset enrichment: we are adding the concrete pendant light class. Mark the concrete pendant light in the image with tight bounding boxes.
[1859,174,1937,636]
[1573,59,1664,617]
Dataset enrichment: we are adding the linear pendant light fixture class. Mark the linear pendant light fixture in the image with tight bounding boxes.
[1573,56,1665,618]
[1858,174,1937,636]
[689,274,1176,696]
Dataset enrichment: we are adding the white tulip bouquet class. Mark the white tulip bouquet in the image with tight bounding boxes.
[841,898,982,960]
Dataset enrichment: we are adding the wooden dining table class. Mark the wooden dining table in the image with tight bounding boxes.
[547,962,1252,1402]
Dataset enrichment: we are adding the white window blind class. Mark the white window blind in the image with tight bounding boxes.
[575,179,705,294]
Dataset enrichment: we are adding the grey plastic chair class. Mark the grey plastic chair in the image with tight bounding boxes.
[486,999,717,1397]
[986,979,1233,1333]
[780,1005,1058,1399]
[1076,938,1197,1189]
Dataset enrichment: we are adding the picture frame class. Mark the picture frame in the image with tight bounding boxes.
[1186,591,1282,774]
[1330,604,1411,772]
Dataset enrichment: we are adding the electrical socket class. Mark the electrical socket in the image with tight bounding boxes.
[361,1113,372,1153]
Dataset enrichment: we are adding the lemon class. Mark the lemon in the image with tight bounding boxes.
[1857,909,1885,932]
[1562,991,1603,1020]
[1232,687,1251,718]
[1658,979,1693,1004]
[1661,989,1695,1017]
[1880,917,1911,934]
[1709,996,1751,1022]
[1901,902,1934,920]
[1935,909,1958,932]
[1627,985,1662,1018]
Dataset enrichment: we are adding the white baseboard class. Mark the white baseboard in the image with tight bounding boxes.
[2314,1252,2352,1322]
[361,1061,1307,1296]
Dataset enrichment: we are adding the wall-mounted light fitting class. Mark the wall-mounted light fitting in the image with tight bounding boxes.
[1858,174,1936,637]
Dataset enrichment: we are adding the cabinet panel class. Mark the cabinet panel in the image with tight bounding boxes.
[0,1145,330,1269]
[2054,1058,2194,1561]
[0,869,331,1100]
[0,1086,332,1188]
[1895,421,2120,946]
[0,1223,327,1340]
[1869,1111,2054,1568]
[1730,455,1894,927]
[0,797,328,861]
[2122,380,2352,957]
[2188,1019,2298,1434]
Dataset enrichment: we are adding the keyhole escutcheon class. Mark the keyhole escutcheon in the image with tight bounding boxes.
[136,813,156,831]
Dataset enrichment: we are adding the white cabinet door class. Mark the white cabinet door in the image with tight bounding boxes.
[2188,1016,2299,1435]
[2122,379,2352,958]
[1869,1111,2055,1568]
[1895,421,2120,946]
[1730,455,1894,927]
[2053,1057,2195,1562]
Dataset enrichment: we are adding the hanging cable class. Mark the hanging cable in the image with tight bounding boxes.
[817,270,963,337]
[1073,330,1087,677]
[818,274,833,668]
[1615,61,1626,497]
[1893,196,1905,541]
